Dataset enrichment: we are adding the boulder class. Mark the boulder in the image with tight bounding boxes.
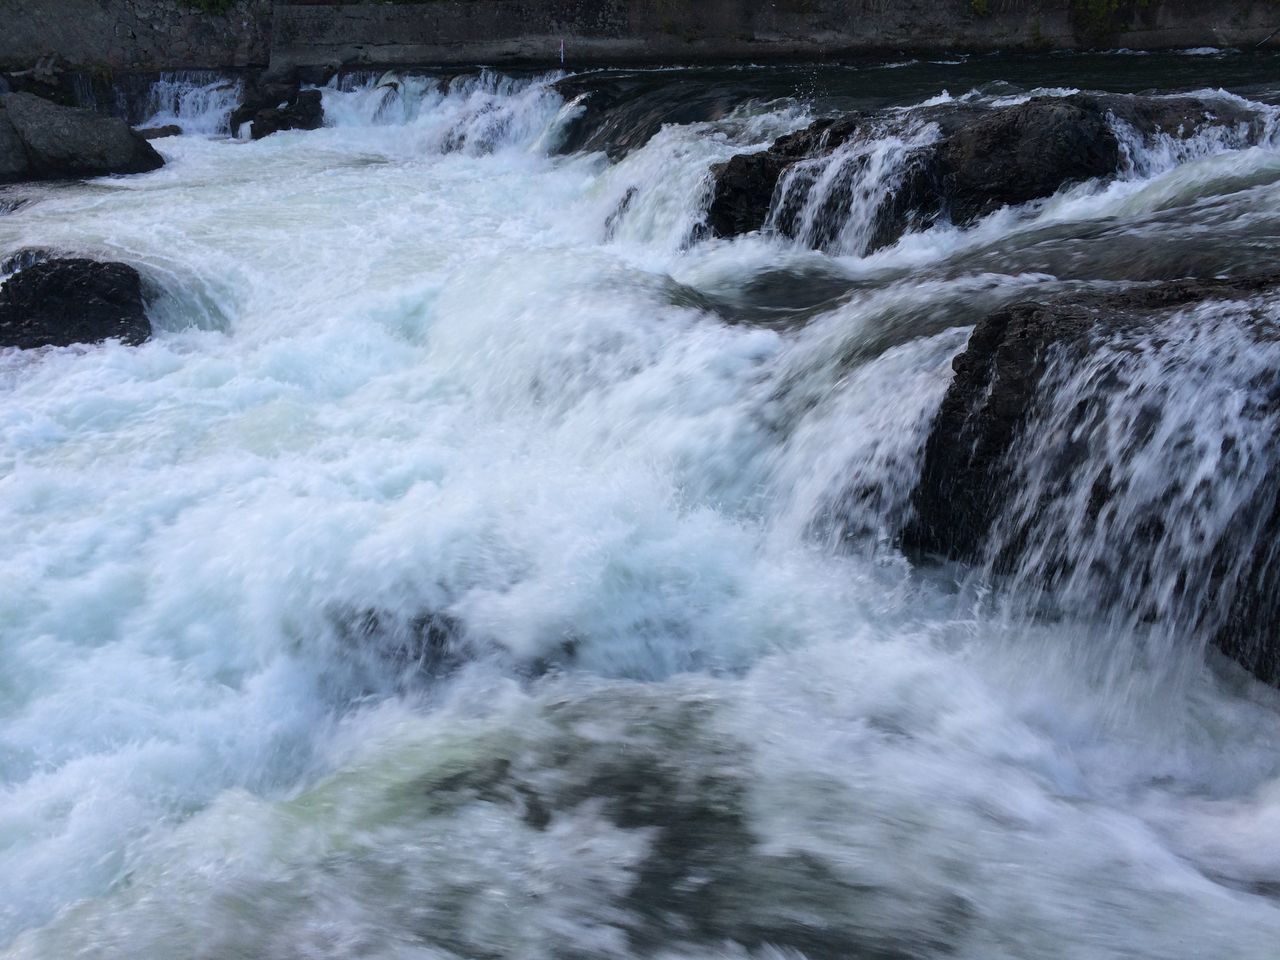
[231,74,324,140]
[0,258,151,349]
[0,93,164,183]
[0,109,26,182]
[934,98,1119,225]
[898,275,1280,685]
[706,117,860,238]
[552,73,742,160]
[706,93,1266,254]
[0,247,53,275]
[137,124,183,140]
[249,90,323,140]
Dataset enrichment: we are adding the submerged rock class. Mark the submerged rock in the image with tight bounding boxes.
[0,247,53,275]
[707,93,1264,254]
[706,117,860,238]
[0,258,151,349]
[900,275,1280,685]
[0,93,164,183]
[137,124,183,141]
[231,73,324,140]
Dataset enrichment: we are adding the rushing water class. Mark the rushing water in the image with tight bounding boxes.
[4,53,1280,959]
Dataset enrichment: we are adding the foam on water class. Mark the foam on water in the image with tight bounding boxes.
[140,72,243,136]
[4,66,1280,958]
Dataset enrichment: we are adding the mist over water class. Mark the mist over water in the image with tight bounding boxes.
[4,54,1280,959]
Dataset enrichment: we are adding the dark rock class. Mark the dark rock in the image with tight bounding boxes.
[341,607,464,679]
[552,73,743,160]
[0,110,25,182]
[706,117,861,238]
[705,93,1266,253]
[902,277,1278,561]
[0,247,54,275]
[935,98,1119,225]
[899,275,1280,686]
[0,93,164,183]
[0,195,29,216]
[250,89,323,140]
[706,151,791,237]
[137,124,182,140]
[0,258,151,349]
[231,74,324,140]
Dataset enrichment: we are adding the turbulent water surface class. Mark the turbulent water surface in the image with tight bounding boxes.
[4,53,1280,959]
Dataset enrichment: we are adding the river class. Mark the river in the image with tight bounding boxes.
[3,52,1280,959]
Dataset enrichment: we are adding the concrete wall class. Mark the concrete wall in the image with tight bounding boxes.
[0,0,271,72]
[270,0,1280,70]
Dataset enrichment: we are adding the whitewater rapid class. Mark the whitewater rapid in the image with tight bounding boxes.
[4,61,1280,959]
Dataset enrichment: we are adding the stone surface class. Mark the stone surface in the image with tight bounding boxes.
[0,0,271,72]
[269,0,1280,71]
[898,276,1280,686]
[707,93,1269,253]
[935,98,1119,225]
[231,76,324,139]
[0,258,152,348]
[137,123,182,140]
[0,0,1277,74]
[0,109,25,181]
[0,92,164,182]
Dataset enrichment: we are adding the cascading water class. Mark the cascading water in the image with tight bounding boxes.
[766,117,941,255]
[5,55,1280,960]
[139,71,244,136]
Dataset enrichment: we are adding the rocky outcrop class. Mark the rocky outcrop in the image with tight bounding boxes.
[899,275,1280,685]
[0,92,164,183]
[137,123,182,140]
[0,258,152,348]
[268,0,1280,73]
[932,98,1119,225]
[552,73,743,160]
[706,94,1263,254]
[230,73,324,139]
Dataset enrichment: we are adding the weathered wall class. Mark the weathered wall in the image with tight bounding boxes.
[0,0,271,71]
[270,0,1280,70]
[0,0,1277,73]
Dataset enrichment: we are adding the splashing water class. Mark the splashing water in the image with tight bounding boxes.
[140,72,244,136]
[5,57,1280,960]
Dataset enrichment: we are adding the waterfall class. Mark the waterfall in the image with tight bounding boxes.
[6,57,1280,960]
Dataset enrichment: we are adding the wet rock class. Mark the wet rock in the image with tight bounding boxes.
[899,275,1280,686]
[552,73,743,160]
[706,93,1264,253]
[934,97,1118,225]
[249,89,323,139]
[903,277,1278,560]
[231,73,324,140]
[340,607,464,678]
[706,117,861,237]
[0,109,26,182]
[0,258,151,349]
[137,123,182,140]
[0,247,54,275]
[0,92,164,183]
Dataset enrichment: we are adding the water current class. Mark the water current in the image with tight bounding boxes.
[4,52,1280,959]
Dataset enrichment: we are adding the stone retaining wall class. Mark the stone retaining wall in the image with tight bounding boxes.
[0,0,271,72]
[1,0,1277,73]
[270,0,1280,70]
